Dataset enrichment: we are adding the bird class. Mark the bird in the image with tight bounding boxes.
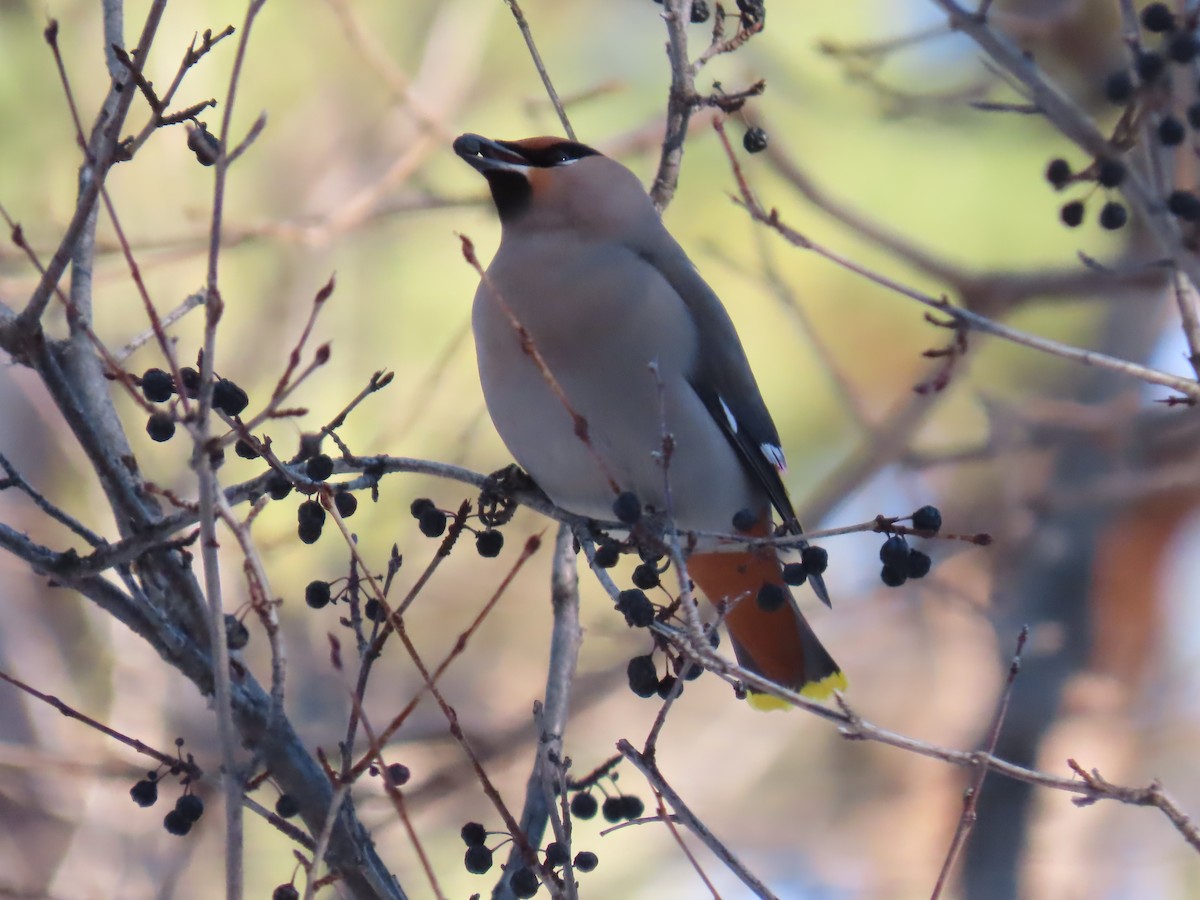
[455,132,844,709]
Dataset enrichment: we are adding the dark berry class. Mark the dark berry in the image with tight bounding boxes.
[305,580,331,609]
[298,500,326,529]
[912,505,942,533]
[130,778,158,807]
[616,589,655,628]
[612,491,641,525]
[690,0,710,23]
[175,794,204,822]
[881,566,907,588]
[476,529,504,557]
[781,562,807,586]
[409,497,435,518]
[756,582,786,612]
[272,886,299,900]
[1103,70,1135,105]
[1159,115,1186,146]
[419,507,447,537]
[731,508,758,532]
[1136,51,1165,83]
[187,124,221,166]
[1045,157,1071,188]
[464,844,494,874]
[1060,200,1085,227]
[1099,201,1128,230]
[602,796,625,822]
[1168,189,1200,220]
[275,794,300,818]
[146,412,175,442]
[545,841,569,867]
[212,378,249,416]
[298,521,322,544]
[570,792,598,820]
[907,549,932,579]
[141,368,174,403]
[574,851,599,873]
[620,795,645,819]
[1168,31,1198,64]
[879,535,909,568]
[1141,2,1176,32]
[656,675,680,699]
[594,542,621,568]
[334,491,358,518]
[743,127,768,154]
[1096,158,1125,188]
[461,821,488,847]
[234,438,258,459]
[678,657,703,680]
[224,614,249,650]
[631,562,660,589]
[208,447,225,470]
[163,809,193,835]
[305,453,334,481]
[386,763,411,786]
[738,0,765,28]
[178,366,201,399]
[627,654,659,698]
[363,598,385,623]
[800,545,828,575]
[510,868,539,899]
[267,474,293,500]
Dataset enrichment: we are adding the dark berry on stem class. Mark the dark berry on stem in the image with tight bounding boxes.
[298,521,322,544]
[907,549,932,579]
[1159,115,1186,146]
[130,778,158,807]
[224,614,249,650]
[334,491,358,518]
[234,438,258,459]
[690,0,710,23]
[1103,70,1135,105]
[464,844,494,874]
[298,500,326,529]
[911,505,942,533]
[305,453,334,481]
[620,795,645,819]
[212,378,249,416]
[275,794,300,818]
[631,562,659,589]
[461,821,487,846]
[141,368,174,403]
[1168,190,1200,221]
[879,535,909,569]
[627,654,659,698]
[267,474,292,500]
[612,491,641,525]
[617,589,655,628]
[179,367,201,398]
[656,675,680,699]
[602,796,624,822]
[386,763,411,785]
[510,868,539,899]
[409,497,435,518]
[419,507,447,537]
[574,851,599,873]
[1099,201,1127,230]
[272,885,300,900]
[1045,157,1071,188]
[1136,51,1165,83]
[476,529,504,557]
[731,508,758,532]
[175,794,204,822]
[756,582,786,612]
[545,841,569,867]
[163,809,192,835]
[1096,158,1125,188]
[881,566,907,588]
[594,542,621,568]
[146,412,175,442]
[1060,200,1085,228]
[571,792,598,819]
[1168,31,1198,64]
[1141,2,1175,32]
[782,562,807,586]
[743,127,768,154]
[363,598,385,623]
[305,580,331,609]
[801,545,828,575]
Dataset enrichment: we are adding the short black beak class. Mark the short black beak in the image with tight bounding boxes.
[454,133,529,173]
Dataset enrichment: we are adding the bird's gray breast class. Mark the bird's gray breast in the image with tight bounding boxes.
[472,235,760,532]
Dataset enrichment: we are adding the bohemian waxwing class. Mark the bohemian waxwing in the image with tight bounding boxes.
[455,133,844,708]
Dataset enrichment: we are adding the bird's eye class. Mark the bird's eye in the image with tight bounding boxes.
[551,148,573,164]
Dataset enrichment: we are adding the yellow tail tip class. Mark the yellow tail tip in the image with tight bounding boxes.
[745,671,848,712]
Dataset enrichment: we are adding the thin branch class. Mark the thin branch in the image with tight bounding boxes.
[503,0,575,140]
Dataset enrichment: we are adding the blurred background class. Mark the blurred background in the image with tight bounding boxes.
[2,0,1200,897]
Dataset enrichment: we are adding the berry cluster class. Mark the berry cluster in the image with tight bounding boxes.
[876,506,940,587]
[625,628,716,700]
[140,364,249,444]
[409,497,505,557]
[1052,4,1200,230]
[460,819,599,896]
[127,738,204,837]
